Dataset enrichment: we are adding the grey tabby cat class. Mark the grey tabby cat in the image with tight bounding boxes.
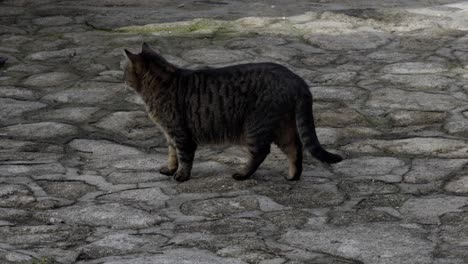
[123,43,342,182]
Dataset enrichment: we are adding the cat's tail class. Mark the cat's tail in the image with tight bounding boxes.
[295,93,343,164]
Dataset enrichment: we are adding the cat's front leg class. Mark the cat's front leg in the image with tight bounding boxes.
[173,136,197,182]
[159,133,178,176]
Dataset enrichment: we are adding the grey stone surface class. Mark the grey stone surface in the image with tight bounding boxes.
[182,48,253,65]
[367,88,462,111]
[399,196,468,224]
[0,122,78,140]
[36,180,98,200]
[180,196,259,217]
[333,156,408,182]
[1,0,468,263]
[79,233,168,259]
[444,175,468,194]
[343,138,468,158]
[92,111,160,141]
[91,248,247,264]
[30,106,99,123]
[404,159,467,183]
[37,203,164,228]
[98,187,169,208]
[0,98,47,121]
[22,72,79,87]
[41,82,124,104]
[388,110,447,126]
[69,139,143,157]
[282,223,433,264]
[382,62,448,74]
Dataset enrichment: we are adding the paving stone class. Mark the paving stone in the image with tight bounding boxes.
[30,106,99,123]
[262,210,310,229]
[388,110,447,126]
[367,50,418,62]
[106,171,168,184]
[404,159,467,183]
[0,184,35,208]
[356,194,412,209]
[36,180,98,200]
[37,203,164,228]
[0,249,34,263]
[444,175,468,194]
[176,218,266,235]
[107,155,166,171]
[0,86,38,100]
[0,25,26,36]
[0,208,31,222]
[439,211,468,244]
[225,36,287,49]
[32,15,73,26]
[22,72,79,87]
[41,81,124,104]
[333,156,408,183]
[0,163,65,177]
[98,187,169,208]
[313,71,357,85]
[382,62,448,74]
[310,86,367,101]
[176,175,257,193]
[339,180,400,197]
[301,54,338,66]
[180,196,259,217]
[305,28,392,50]
[92,111,160,140]
[0,6,24,16]
[0,98,47,121]
[0,122,78,140]
[379,74,454,91]
[182,48,253,64]
[0,225,90,246]
[26,47,90,61]
[79,233,168,259]
[93,248,247,264]
[69,139,143,157]
[254,184,345,208]
[343,138,468,158]
[328,209,400,226]
[282,223,432,264]
[367,88,462,111]
[315,108,368,127]
[444,113,468,135]
[399,196,468,224]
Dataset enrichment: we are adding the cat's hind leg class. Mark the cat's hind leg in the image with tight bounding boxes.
[275,127,303,181]
[232,124,273,180]
[232,142,270,180]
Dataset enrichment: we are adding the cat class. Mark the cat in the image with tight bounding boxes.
[123,43,343,182]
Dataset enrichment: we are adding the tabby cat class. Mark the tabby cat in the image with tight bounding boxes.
[123,43,342,182]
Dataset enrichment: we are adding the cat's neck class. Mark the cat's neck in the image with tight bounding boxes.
[139,61,179,100]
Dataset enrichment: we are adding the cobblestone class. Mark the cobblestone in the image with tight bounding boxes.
[1,0,468,263]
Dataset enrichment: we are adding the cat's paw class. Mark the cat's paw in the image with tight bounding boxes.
[232,172,250,181]
[173,171,190,182]
[159,166,177,176]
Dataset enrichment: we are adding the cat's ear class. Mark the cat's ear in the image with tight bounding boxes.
[142,42,157,55]
[124,49,139,62]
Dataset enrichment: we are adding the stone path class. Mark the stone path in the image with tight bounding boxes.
[1,0,468,263]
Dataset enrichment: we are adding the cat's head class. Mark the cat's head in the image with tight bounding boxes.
[123,43,174,93]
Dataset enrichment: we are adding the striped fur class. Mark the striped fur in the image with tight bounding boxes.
[124,43,342,182]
